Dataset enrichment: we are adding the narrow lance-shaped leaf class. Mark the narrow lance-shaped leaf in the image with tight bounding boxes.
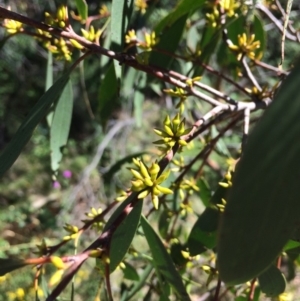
[50,79,73,172]
[141,215,191,301]
[111,0,124,81]
[109,200,143,273]
[111,0,133,83]
[46,51,54,127]
[217,60,300,284]
[154,0,206,33]
[134,72,146,127]
[0,72,70,177]
[98,63,118,126]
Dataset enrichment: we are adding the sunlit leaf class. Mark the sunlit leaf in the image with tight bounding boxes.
[50,79,73,172]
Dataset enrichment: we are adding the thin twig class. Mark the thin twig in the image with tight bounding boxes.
[248,278,257,301]
[242,56,262,92]
[256,3,297,41]
[254,59,289,75]
[213,277,222,301]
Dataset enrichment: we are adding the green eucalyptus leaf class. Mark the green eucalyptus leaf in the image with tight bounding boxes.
[217,60,300,285]
[107,199,143,273]
[111,0,133,83]
[188,184,228,255]
[198,178,211,207]
[154,0,205,33]
[0,72,70,177]
[75,0,88,21]
[98,63,119,126]
[150,15,187,69]
[122,261,140,281]
[121,264,153,301]
[134,72,146,127]
[50,79,73,172]
[258,265,286,297]
[141,215,191,301]
[46,51,54,127]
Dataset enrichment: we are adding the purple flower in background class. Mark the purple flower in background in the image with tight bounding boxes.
[62,170,72,179]
[53,181,61,189]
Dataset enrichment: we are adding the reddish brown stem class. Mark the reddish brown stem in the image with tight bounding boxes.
[248,278,257,301]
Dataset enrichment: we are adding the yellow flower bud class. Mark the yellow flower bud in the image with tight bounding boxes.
[50,256,65,269]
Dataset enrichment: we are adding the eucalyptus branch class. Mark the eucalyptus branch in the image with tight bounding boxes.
[254,59,289,75]
[241,56,262,92]
[256,3,298,42]
[0,7,271,114]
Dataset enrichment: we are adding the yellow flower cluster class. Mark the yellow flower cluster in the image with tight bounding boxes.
[3,19,23,34]
[63,223,80,241]
[81,26,102,43]
[36,6,72,60]
[164,87,189,113]
[45,5,68,28]
[125,30,158,51]
[229,33,261,60]
[135,0,148,14]
[130,158,173,209]
[219,0,239,17]
[206,8,220,28]
[153,114,190,153]
[82,207,104,231]
[178,178,200,200]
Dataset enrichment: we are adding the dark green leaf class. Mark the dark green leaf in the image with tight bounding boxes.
[253,14,266,59]
[75,0,88,21]
[158,209,171,238]
[188,184,228,255]
[122,264,153,301]
[193,26,221,76]
[98,63,118,125]
[141,215,191,301]
[50,79,73,172]
[198,178,211,207]
[0,72,70,177]
[258,265,286,297]
[154,0,205,33]
[122,262,140,281]
[0,258,28,276]
[108,199,143,273]
[217,60,300,285]
[150,15,187,69]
